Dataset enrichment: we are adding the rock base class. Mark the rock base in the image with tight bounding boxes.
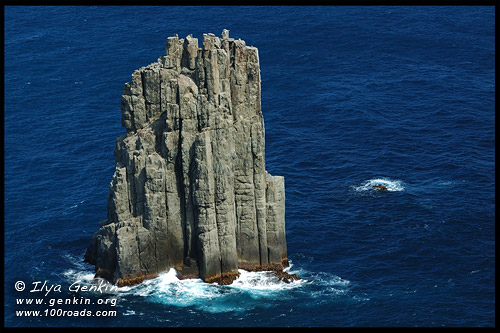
[116,272,159,288]
[104,257,300,287]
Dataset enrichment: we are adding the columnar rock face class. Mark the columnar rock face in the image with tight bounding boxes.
[84,30,290,286]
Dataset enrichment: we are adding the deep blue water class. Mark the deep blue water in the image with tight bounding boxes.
[4,6,495,327]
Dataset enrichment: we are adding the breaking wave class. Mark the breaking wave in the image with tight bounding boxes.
[62,257,353,314]
[116,265,308,313]
[353,177,405,192]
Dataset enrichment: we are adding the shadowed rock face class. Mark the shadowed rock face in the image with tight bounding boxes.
[84,31,291,286]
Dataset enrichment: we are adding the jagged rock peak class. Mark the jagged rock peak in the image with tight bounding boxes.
[84,31,298,287]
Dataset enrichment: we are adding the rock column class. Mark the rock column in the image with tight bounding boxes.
[85,30,291,286]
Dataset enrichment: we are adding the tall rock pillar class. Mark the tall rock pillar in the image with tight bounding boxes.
[84,30,292,286]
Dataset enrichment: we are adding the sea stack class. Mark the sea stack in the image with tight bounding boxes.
[84,30,296,286]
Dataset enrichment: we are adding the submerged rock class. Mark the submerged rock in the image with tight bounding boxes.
[84,30,295,286]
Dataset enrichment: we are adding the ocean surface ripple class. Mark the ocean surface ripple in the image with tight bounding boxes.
[4,6,494,327]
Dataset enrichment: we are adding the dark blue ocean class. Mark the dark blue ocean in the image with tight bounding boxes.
[4,6,495,327]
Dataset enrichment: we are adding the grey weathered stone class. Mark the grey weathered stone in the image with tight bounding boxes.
[84,30,294,286]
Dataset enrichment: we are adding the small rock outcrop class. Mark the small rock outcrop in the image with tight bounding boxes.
[84,31,297,286]
[372,185,388,191]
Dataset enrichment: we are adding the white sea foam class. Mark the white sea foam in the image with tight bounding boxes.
[62,253,122,295]
[63,261,349,313]
[229,269,306,294]
[62,268,95,283]
[353,177,405,192]
[111,264,311,313]
[62,268,121,296]
[61,253,96,284]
